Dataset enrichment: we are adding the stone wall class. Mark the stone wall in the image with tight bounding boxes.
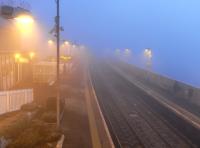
[114,61,200,106]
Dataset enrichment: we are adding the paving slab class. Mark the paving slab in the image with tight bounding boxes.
[61,89,92,148]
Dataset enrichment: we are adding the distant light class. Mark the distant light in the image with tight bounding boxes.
[29,52,35,59]
[14,53,21,61]
[66,56,72,60]
[60,56,72,61]
[144,48,152,59]
[19,57,29,63]
[48,40,54,45]
[124,49,131,57]
[125,49,130,52]
[64,41,69,45]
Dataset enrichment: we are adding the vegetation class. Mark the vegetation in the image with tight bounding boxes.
[0,103,61,148]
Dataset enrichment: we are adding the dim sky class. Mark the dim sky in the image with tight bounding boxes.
[29,0,200,87]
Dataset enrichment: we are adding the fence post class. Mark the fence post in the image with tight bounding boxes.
[6,91,10,112]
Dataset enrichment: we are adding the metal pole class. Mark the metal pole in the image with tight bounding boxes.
[18,63,20,82]
[56,0,60,128]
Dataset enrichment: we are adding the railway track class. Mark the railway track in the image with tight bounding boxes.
[90,63,197,148]
[92,71,144,148]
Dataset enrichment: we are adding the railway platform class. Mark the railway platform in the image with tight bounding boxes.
[60,65,114,148]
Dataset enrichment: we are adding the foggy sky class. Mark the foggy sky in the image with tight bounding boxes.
[29,0,200,87]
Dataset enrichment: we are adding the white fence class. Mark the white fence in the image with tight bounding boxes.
[0,89,33,115]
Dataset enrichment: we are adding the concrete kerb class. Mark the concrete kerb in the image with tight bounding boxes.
[87,70,115,148]
[56,134,65,148]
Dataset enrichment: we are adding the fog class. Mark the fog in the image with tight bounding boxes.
[2,0,200,87]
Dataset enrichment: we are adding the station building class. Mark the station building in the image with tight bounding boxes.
[0,18,32,90]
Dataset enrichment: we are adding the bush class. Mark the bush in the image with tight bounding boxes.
[7,120,61,148]
[3,117,30,139]
[21,103,38,112]
[41,112,56,123]
[46,97,57,111]
[1,104,61,147]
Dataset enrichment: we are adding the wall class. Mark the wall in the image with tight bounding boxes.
[114,60,200,107]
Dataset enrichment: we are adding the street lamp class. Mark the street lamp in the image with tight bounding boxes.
[49,0,68,127]
[14,14,34,24]
[48,39,54,45]
[144,48,152,69]
[14,14,34,35]
[14,53,21,60]
[48,40,70,46]
[144,48,152,59]
[64,41,69,46]
[124,49,131,57]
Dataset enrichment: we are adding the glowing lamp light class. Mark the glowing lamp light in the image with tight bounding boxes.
[14,53,21,60]
[48,40,54,45]
[60,56,72,61]
[66,56,72,60]
[19,57,29,63]
[15,15,34,34]
[144,48,152,59]
[125,49,130,52]
[64,41,69,45]
[29,52,35,59]
[124,49,131,55]
[15,15,34,25]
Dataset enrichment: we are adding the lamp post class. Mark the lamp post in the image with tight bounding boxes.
[14,53,21,82]
[56,0,61,128]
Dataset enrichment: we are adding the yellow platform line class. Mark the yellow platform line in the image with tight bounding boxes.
[85,82,102,148]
